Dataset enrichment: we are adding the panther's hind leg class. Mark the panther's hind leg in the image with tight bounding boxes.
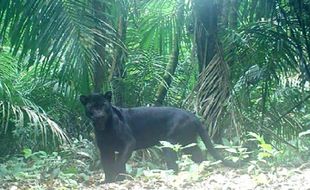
[163,147,178,172]
[183,145,204,163]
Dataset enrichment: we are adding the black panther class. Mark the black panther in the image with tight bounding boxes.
[80,91,238,183]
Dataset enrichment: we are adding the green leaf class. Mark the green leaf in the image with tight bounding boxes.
[63,167,77,174]
[299,129,310,137]
[181,143,197,150]
[22,148,32,159]
[260,143,273,152]
[258,152,272,159]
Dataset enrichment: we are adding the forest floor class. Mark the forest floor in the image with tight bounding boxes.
[3,162,310,190]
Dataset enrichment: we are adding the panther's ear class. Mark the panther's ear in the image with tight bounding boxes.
[104,91,112,102]
[80,95,88,105]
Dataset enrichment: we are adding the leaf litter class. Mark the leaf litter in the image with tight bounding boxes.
[2,162,310,190]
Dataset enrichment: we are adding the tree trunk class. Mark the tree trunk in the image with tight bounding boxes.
[154,43,180,106]
[193,0,230,143]
[110,3,128,107]
[92,0,107,93]
[154,0,184,106]
[193,0,218,73]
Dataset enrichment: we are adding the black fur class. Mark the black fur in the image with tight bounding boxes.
[80,92,237,183]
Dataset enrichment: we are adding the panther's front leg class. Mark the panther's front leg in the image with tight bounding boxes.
[100,149,117,183]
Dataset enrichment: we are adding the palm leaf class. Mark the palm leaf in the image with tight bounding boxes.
[0,48,69,146]
[0,0,120,95]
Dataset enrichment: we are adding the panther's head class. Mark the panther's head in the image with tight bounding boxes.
[80,91,112,123]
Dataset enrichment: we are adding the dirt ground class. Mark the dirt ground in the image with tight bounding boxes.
[86,165,310,190]
[4,163,310,190]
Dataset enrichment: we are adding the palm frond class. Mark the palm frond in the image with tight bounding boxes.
[131,0,191,55]
[0,48,69,145]
[0,0,120,94]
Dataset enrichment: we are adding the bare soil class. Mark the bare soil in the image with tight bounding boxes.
[3,163,310,190]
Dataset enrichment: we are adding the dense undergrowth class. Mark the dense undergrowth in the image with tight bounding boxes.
[0,132,309,189]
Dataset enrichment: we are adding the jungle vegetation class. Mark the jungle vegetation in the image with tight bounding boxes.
[0,0,310,187]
